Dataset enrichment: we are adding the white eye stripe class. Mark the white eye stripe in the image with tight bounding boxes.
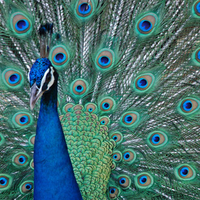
[46,67,55,91]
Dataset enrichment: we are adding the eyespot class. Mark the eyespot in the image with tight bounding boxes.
[112,151,122,162]
[85,103,97,113]
[99,116,110,126]
[11,12,32,35]
[50,45,69,69]
[0,134,5,146]
[195,49,200,62]
[95,49,115,71]
[20,181,33,194]
[100,97,115,112]
[76,0,94,18]
[179,98,199,115]
[118,175,131,189]
[12,112,33,128]
[12,153,29,167]
[110,132,123,144]
[147,131,168,148]
[0,174,12,191]
[137,14,157,35]
[63,103,75,113]
[175,164,196,181]
[2,69,23,88]
[120,111,140,128]
[71,79,88,96]
[109,186,120,199]
[194,1,200,16]
[134,74,154,92]
[122,149,136,164]
[135,173,153,189]
[29,135,35,146]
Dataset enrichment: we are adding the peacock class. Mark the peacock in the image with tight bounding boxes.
[0,0,200,199]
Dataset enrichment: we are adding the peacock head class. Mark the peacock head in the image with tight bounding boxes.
[29,58,58,109]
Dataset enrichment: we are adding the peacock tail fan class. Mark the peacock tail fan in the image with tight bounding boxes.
[1,0,200,199]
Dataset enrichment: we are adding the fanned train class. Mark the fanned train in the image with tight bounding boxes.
[0,0,200,199]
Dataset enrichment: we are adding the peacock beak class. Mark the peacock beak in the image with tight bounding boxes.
[30,82,44,110]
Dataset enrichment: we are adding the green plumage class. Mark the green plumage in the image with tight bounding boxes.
[0,0,200,199]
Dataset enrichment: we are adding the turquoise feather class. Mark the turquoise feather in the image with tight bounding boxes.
[0,0,200,199]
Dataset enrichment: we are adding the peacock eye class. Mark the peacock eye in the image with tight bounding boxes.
[110,132,123,144]
[3,69,23,88]
[63,103,75,113]
[75,85,84,93]
[11,12,32,35]
[13,153,29,166]
[194,1,200,16]
[122,149,136,164]
[179,98,199,115]
[13,112,32,128]
[95,49,114,71]
[137,14,157,35]
[29,135,35,146]
[78,3,91,15]
[112,151,122,162]
[0,177,7,186]
[98,56,111,66]
[102,102,110,110]
[100,97,115,112]
[50,45,69,69]
[0,175,12,190]
[85,103,97,113]
[76,0,94,18]
[134,74,154,92]
[109,186,120,199]
[139,176,147,184]
[99,116,110,126]
[71,79,88,96]
[118,175,131,189]
[20,181,33,194]
[175,164,196,180]
[147,131,168,148]
[195,49,200,62]
[135,173,153,189]
[121,112,139,128]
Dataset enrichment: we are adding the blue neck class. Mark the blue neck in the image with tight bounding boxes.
[34,81,82,200]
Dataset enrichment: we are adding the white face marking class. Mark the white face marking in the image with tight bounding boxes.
[36,67,55,97]
[46,67,55,90]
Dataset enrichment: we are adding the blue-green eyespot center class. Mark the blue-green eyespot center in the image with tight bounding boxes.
[25,183,32,190]
[183,100,192,111]
[123,152,130,160]
[19,116,29,124]
[137,78,148,88]
[54,53,66,63]
[180,167,189,177]
[139,176,147,184]
[78,3,91,15]
[0,178,7,186]
[18,156,26,164]
[9,74,20,84]
[15,19,29,31]
[139,20,152,32]
[124,115,133,123]
[75,85,84,92]
[99,56,110,66]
